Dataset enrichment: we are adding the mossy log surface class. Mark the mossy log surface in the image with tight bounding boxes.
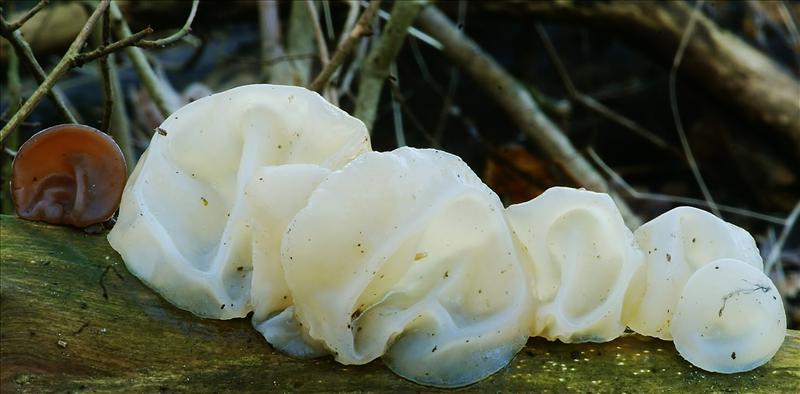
[1,215,799,393]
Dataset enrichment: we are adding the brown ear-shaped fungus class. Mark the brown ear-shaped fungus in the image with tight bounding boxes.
[11,124,127,227]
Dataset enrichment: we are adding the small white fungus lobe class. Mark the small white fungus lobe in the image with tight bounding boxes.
[627,206,763,340]
[506,187,644,343]
[671,258,785,373]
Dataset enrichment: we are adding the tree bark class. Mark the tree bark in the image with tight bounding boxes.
[2,215,799,392]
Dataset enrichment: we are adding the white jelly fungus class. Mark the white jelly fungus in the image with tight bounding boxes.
[627,207,763,340]
[108,84,786,387]
[108,84,370,319]
[507,187,644,343]
[671,258,785,373]
[282,148,534,387]
[245,164,330,358]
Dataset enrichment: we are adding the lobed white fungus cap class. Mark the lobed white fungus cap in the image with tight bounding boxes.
[627,207,762,339]
[506,187,645,343]
[108,84,370,319]
[282,147,535,388]
[245,164,330,358]
[671,258,785,373]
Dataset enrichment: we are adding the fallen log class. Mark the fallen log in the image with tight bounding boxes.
[1,215,798,392]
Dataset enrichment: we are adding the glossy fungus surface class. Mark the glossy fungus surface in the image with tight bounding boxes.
[671,258,785,373]
[11,124,127,227]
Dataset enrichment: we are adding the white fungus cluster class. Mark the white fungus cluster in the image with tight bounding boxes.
[109,84,786,387]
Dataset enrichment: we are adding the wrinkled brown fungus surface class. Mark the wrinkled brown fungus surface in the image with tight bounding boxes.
[11,124,127,227]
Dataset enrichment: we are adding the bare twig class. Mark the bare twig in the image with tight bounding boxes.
[765,202,800,274]
[137,0,198,49]
[259,1,317,86]
[0,0,109,143]
[389,63,405,147]
[669,0,721,218]
[306,0,330,68]
[363,0,442,50]
[86,4,131,170]
[387,82,436,145]
[305,0,339,103]
[321,0,335,40]
[586,148,786,225]
[1,33,21,214]
[432,0,466,147]
[3,43,21,115]
[417,5,641,227]
[259,1,284,82]
[3,0,49,32]
[0,18,78,124]
[408,36,435,90]
[280,0,317,85]
[72,27,154,67]
[338,35,369,98]
[330,0,360,92]
[107,56,134,170]
[109,1,177,118]
[337,0,361,47]
[310,0,381,92]
[535,24,679,156]
[777,1,800,74]
[355,0,426,130]
[98,6,113,132]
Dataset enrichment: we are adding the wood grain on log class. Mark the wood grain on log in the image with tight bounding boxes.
[1,215,798,392]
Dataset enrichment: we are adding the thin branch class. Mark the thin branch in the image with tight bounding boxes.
[278,0,317,86]
[586,148,786,225]
[1,33,21,214]
[306,0,330,68]
[87,3,133,169]
[309,0,381,93]
[3,0,49,32]
[432,0,466,148]
[535,23,679,156]
[337,0,361,47]
[387,82,436,145]
[72,26,154,67]
[0,18,78,123]
[0,0,109,143]
[321,0,335,40]
[765,202,800,274]
[259,1,316,87]
[417,5,642,227]
[98,5,113,132]
[107,54,134,170]
[777,1,800,74]
[109,1,176,118]
[354,0,426,130]
[330,0,360,92]
[669,0,721,218]
[338,35,369,98]
[408,36,435,90]
[389,63,405,147]
[3,41,21,115]
[362,0,442,50]
[137,0,199,49]
[259,1,284,82]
